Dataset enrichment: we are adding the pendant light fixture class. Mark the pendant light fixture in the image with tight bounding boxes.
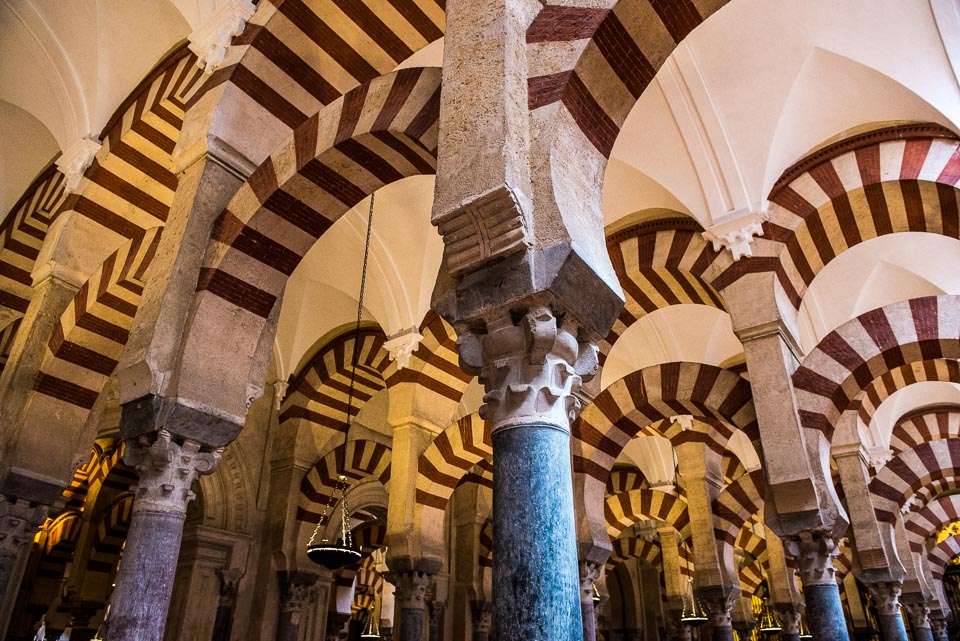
[679,548,708,627]
[757,599,781,633]
[361,598,381,639]
[798,612,812,639]
[306,193,377,571]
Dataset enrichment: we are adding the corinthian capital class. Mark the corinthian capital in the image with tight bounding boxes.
[0,496,48,557]
[124,430,222,513]
[784,531,839,586]
[457,307,598,431]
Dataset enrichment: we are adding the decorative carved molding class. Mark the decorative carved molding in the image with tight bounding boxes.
[905,601,932,629]
[187,0,255,74]
[124,430,222,514]
[55,137,101,193]
[0,496,48,558]
[784,531,840,586]
[697,592,738,628]
[393,571,431,610]
[458,307,598,431]
[435,184,531,276]
[579,561,602,604]
[702,211,768,261]
[384,328,424,370]
[671,414,695,430]
[773,603,804,635]
[470,600,493,633]
[217,568,243,607]
[865,581,904,617]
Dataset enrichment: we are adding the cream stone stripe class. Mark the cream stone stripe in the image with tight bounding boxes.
[869,438,960,524]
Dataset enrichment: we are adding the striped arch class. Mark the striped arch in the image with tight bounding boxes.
[180,67,441,419]
[607,465,648,495]
[891,408,960,455]
[185,0,444,159]
[338,522,386,596]
[869,439,960,523]
[715,125,960,305]
[40,512,83,567]
[88,493,134,575]
[714,470,766,550]
[575,362,757,485]
[0,319,21,372]
[735,519,767,562]
[297,439,391,523]
[739,558,764,596]
[0,167,66,321]
[32,227,162,410]
[853,359,960,432]
[415,412,491,529]
[600,218,730,362]
[793,296,960,441]
[608,537,662,570]
[526,0,731,158]
[722,450,747,485]
[604,488,691,540]
[459,457,494,493]
[928,533,960,580]
[279,328,390,430]
[478,518,493,569]
[905,494,960,554]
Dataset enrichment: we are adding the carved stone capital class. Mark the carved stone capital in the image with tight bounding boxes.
[470,600,493,633]
[697,591,738,628]
[580,560,602,604]
[773,602,804,635]
[56,137,101,193]
[930,616,948,639]
[384,328,424,370]
[188,0,255,74]
[865,581,903,617]
[702,211,768,261]
[458,307,597,431]
[393,570,431,610]
[217,567,243,607]
[278,571,318,620]
[905,601,932,629]
[428,599,445,626]
[124,430,222,514]
[784,531,839,586]
[0,496,48,558]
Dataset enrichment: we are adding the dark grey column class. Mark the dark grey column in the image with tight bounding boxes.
[864,582,908,641]
[580,562,601,641]
[0,497,46,622]
[732,623,754,641]
[785,532,851,641]
[456,308,600,641]
[428,600,445,641]
[904,601,934,641]
[929,616,948,641]
[774,602,803,641]
[211,568,241,641]
[104,431,220,641]
[393,570,431,641]
[276,571,318,641]
[699,593,736,641]
[470,600,491,641]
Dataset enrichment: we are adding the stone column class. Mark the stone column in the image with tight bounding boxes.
[470,600,492,641]
[428,600,444,641]
[456,308,597,641]
[211,568,242,641]
[276,571,318,641]
[699,592,738,641]
[773,602,803,641]
[732,621,754,641]
[785,532,851,641]
[581,561,601,641]
[392,570,431,641]
[904,601,934,641]
[929,616,948,641]
[0,497,46,609]
[104,431,220,641]
[864,582,908,641]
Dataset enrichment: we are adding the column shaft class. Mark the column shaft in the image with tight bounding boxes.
[787,532,850,641]
[864,582,907,641]
[393,571,430,641]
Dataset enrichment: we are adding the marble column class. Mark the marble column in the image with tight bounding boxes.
[428,599,444,641]
[786,532,850,641]
[393,570,431,641]
[104,430,221,641]
[864,582,907,641]
[276,572,318,641]
[699,593,737,641]
[211,568,242,641]
[773,602,803,641]
[904,601,934,641]
[470,600,492,641]
[457,308,594,641]
[581,561,601,641]
[929,616,948,641]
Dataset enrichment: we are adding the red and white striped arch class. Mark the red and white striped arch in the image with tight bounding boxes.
[607,464,648,495]
[852,359,960,434]
[713,469,766,550]
[575,361,757,485]
[608,536,662,570]
[297,439,391,524]
[891,408,960,455]
[415,412,491,514]
[600,218,730,363]
[905,494,960,555]
[734,519,766,562]
[177,67,441,420]
[869,438,960,524]
[604,488,691,540]
[928,533,960,581]
[793,296,960,441]
[185,0,443,164]
[713,125,960,305]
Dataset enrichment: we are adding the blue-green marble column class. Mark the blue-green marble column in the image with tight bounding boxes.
[864,582,908,641]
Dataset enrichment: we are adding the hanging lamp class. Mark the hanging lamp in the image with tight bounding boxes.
[757,599,781,633]
[680,578,708,627]
[361,599,381,639]
[592,583,601,605]
[798,612,812,639]
[306,193,377,571]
